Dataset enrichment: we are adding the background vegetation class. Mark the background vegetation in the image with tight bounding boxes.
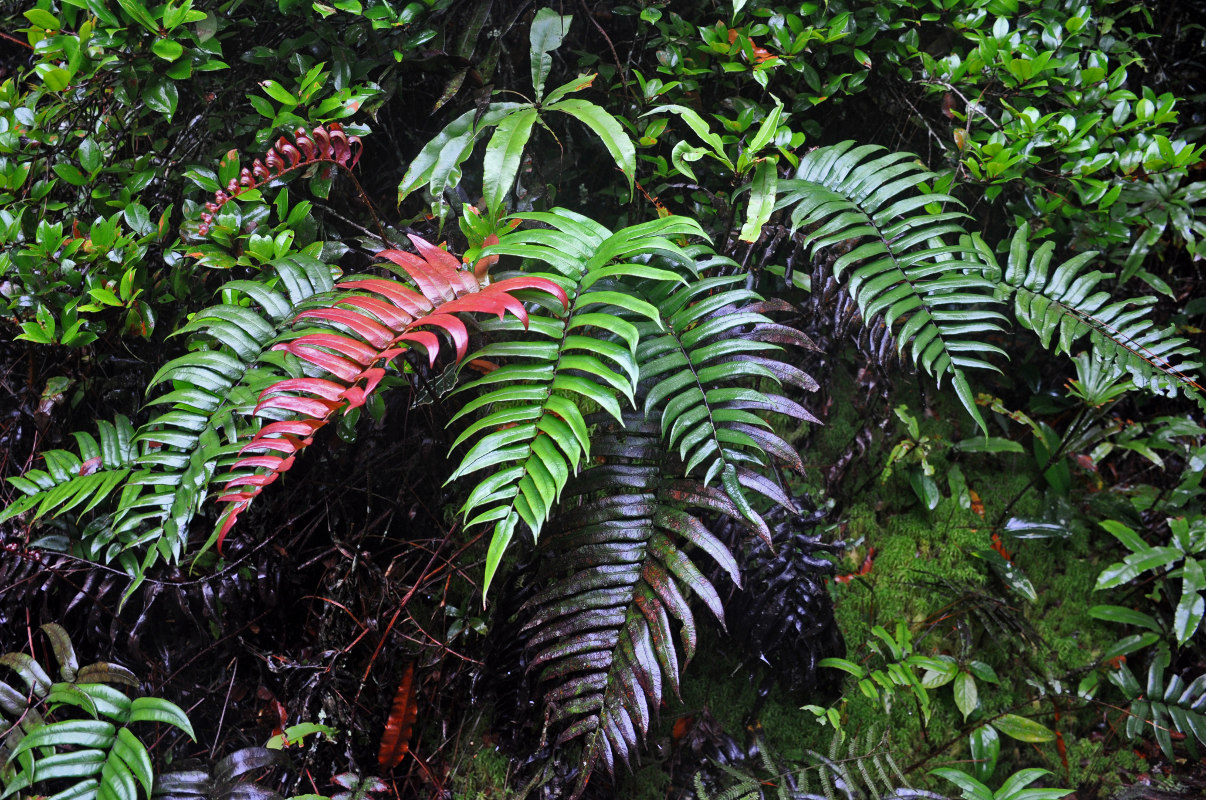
[1,0,1205,798]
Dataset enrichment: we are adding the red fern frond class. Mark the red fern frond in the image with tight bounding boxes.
[377,662,418,770]
[212,235,568,550]
[198,123,363,235]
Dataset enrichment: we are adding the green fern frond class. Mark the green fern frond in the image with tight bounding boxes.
[637,272,819,541]
[1111,650,1206,760]
[448,209,709,595]
[778,141,1006,431]
[982,223,1202,400]
[2,253,336,588]
[1,415,138,527]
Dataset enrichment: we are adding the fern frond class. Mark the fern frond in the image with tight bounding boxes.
[1111,650,1206,760]
[448,209,708,595]
[779,141,1006,430]
[638,273,820,541]
[2,255,334,583]
[197,124,362,236]
[1,624,193,800]
[984,223,1202,399]
[215,234,566,550]
[522,413,746,797]
[154,748,292,800]
[1,415,138,526]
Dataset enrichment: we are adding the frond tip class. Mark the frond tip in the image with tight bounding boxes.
[198,123,363,236]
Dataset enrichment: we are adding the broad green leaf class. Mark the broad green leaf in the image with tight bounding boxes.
[546,99,635,197]
[954,672,978,720]
[930,768,994,800]
[738,159,776,243]
[53,164,89,186]
[482,108,538,217]
[116,0,159,32]
[259,80,297,105]
[992,713,1055,742]
[529,8,572,101]
[151,38,184,61]
[25,8,61,28]
[969,724,999,783]
[646,105,729,164]
[143,79,178,120]
[397,103,527,206]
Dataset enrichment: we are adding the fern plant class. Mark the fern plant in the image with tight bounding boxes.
[0,624,194,800]
[978,223,1202,400]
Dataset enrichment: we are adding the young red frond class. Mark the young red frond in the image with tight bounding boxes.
[295,307,396,349]
[335,296,417,329]
[254,394,343,419]
[489,275,570,310]
[407,234,478,294]
[407,313,470,361]
[260,378,348,402]
[378,662,418,770]
[337,278,433,316]
[397,332,441,367]
[377,248,454,303]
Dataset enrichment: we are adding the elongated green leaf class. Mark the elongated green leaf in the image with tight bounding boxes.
[482,108,538,216]
[129,697,195,740]
[738,159,776,243]
[546,99,635,197]
[529,8,572,101]
[993,713,1056,742]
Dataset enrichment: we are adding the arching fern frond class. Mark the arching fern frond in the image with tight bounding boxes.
[980,223,1202,400]
[447,209,709,595]
[523,413,746,797]
[2,254,335,588]
[778,141,1006,431]
[638,273,820,541]
[520,282,817,795]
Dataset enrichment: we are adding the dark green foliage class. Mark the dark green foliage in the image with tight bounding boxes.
[154,748,293,800]
[3,1,1206,798]
[0,624,194,800]
[717,508,845,698]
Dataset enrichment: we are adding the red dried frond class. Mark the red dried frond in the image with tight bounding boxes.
[378,662,418,770]
[197,123,364,235]
[211,238,567,549]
